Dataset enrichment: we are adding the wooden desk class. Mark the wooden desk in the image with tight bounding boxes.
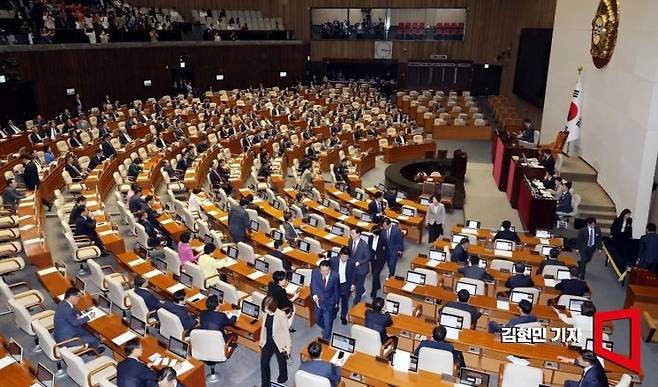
[0,339,39,386]
[506,157,546,209]
[492,134,536,192]
[365,187,428,214]
[451,226,563,248]
[383,142,436,164]
[17,191,52,269]
[351,150,376,176]
[517,178,556,233]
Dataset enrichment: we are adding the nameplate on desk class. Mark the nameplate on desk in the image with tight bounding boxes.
[187,293,206,303]
[282,247,294,254]
[143,269,161,279]
[98,230,116,236]
[247,271,266,281]
[24,238,43,245]
[87,200,98,206]
[426,260,439,268]
[0,355,17,370]
[19,215,31,221]
[112,330,138,346]
[497,300,510,310]
[397,215,409,221]
[401,283,417,293]
[316,205,326,210]
[325,233,336,241]
[543,279,557,287]
[357,221,369,228]
[18,201,33,207]
[167,283,187,294]
[37,267,58,276]
[19,224,35,231]
[161,218,174,225]
[128,258,146,267]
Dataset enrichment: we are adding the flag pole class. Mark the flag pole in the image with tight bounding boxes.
[566,66,583,157]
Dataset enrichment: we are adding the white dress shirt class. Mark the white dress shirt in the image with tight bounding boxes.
[338,259,347,284]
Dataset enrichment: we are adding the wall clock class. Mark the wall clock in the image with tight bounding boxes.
[590,0,619,68]
[374,41,393,60]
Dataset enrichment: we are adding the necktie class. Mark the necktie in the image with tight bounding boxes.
[388,229,391,240]
[588,228,594,247]
[323,275,328,288]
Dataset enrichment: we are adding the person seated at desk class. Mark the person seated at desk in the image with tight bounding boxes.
[177,232,200,266]
[134,275,163,316]
[28,126,45,145]
[196,137,209,153]
[542,170,557,190]
[538,149,556,174]
[117,338,159,387]
[129,186,145,213]
[558,350,609,387]
[2,178,25,211]
[459,255,494,282]
[300,341,342,387]
[494,220,520,244]
[382,187,399,210]
[556,182,573,213]
[368,191,385,217]
[162,289,197,331]
[637,223,658,272]
[154,132,168,149]
[488,299,536,333]
[394,131,406,145]
[269,240,292,272]
[539,247,564,274]
[268,270,301,332]
[137,209,171,248]
[452,238,469,264]
[414,325,466,368]
[554,301,596,348]
[65,153,85,180]
[516,118,535,143]
[281,211,300,244]
[505,262,535,290]
[196,243,224,285]
[54,287,104,352]
[444,289,481,327]
[128,158,143,180]
[554,267,590,297]
[365,297,398,349]
[87,148,105,171]
[74,206,108,255]
[43,144,56,165]
[200,294,237,341]
[101,134,117,159]
[68,196,87,225]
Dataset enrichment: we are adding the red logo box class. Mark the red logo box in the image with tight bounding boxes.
[593,308,641,373]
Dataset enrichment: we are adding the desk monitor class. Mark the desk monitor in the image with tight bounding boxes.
[322,198,331,207]
[241,300,260,319]
[330,225,343,236]
[180,271,194,288]
[249,219,260,232]
[458,367,491,387]
[429,249,447,261]
[397,191,407,200]
[254,259,269,273]
[309,217,319,227]
[271,229,284,242]
[360,233,373,246]
[478,258,487,269]
[512,264,532,276]
[227,245,239,259]
[36,363,55,387]
[339,206,350,216]
[203,234,215,244]
[74,276,86,293]
[419,197,431,206]
[290,272,304,286]
[377,183,386,191]
[168,336,189,359]
[354,191,364,201]
[331,333,355,354]
[541,245,557,256]
[569,299,584,313]
[130,316,146,336]
[510,290,535,304]
[335,182,347,192]
[258,190,268,200]
[360,213,373,223]
[440,312,464,330]
[405,270,426,285]
[456,281,478,296]
[272,199,282,210]
[326,249,340,259]
[298,240,311,253]
[536,229,553,239]
[402,207,416,217]
[385,299,400,315]
[452,234,469,244]
[208,285,224,303]
[466,220,481,229]
[154,257,167,272]
[390,351,418,372]
[98,294,112,314]
[500,225,516,232]
[556,269,571,280]
[7,339,22,363]
[585,338,613,351]
[494,240,514,252]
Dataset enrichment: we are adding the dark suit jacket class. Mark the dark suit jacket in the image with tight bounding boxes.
[638,233,658,271]
[365,310,393,342]
[383,226,404,260]
[267,282,293,310]
[445,301,481,324]
[576,226,602,254]
[87,154,105,171]
[370,234,388,267]
[102,140,116,158]
[228,205,250,241]
[539,156,556,174]
[53,301,90,342]
[162,301,196,331]
[330,256,356,293]
[458,265,493,282]
[505,314,537,327]
[74,215,97,238]
[348,238,371,275]
[129,195,145,213]
[542,176,556,190]
[23,161,40,190]
[368,199,384,215]
[505,274,534,289]
[138,219,160,247]
[310,269,340,309]
[570,367,607,387]
[556,191,573,213]
[199,310,237,337]
[413,340,465,367]
[1,187,25,208]
[494,229,520,243]
[116,357,159,387]
[299,360,341,387]
[65,163,83,179]
[519,126,534,142]
[383,190,397,208]
[68,204,85,224]
[451,244,468,263]
[555,278,590,297]
[135,287,161,312]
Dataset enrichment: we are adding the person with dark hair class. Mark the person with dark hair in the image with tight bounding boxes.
[134,275,163,315]
[228,197,250,243]
[382,217,403,277]
[177,231,199,266]
[368,191,385,216]
[22,153,40,190]
[162,289,196,331]
[538,149,556,174]
[75,206,107,254]
[348,228,371,306]
[68,196,87,224]
[282,211,299,245]
[452,238,469,264]
[517,118,535,143]
[554,300,596,347]
[414,325,466,368]
[54,288,103,351]
[267,270,301,332]
[494,220,520,243]
[157,367,181,387]
[638,223,658,272]
[539,247,564,274]
[300,341,341,387]
[444,289,481,326]
[576,217,601,279]
[556,181,573,214]
[554,266,590,297]
[269,239,292,271]
[488,299,536,333]
[558,350,609,387]
[369,225,388,298]
[199,294,237,340]
[2,178,25,210]
[365,297,398,348]
[129,185,145,213]
[259,295,291,386]
[330,246,356,325]
[117,338,159,386]
[505,262,535,289]
[196,243,223,285]
[101,134,117,158]
[459,255,494,282]
[425,194,445,243]
[311,259,340,340]
[128,156,143,180]
[542,170,557,190]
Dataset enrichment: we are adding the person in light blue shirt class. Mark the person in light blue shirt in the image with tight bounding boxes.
[43,144,56,164]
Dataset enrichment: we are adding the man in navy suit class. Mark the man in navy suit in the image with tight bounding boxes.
[505,262,535,290]
[560,350,609,387]
[414,325,465,368]
[382,218,404,277]
[311,260,340,340]
[458,255,494,282]
[134,276,162,316]
[575,217,601,279]
[53,288,102,351]
[451,238,469,264]
[368,191,385,217]
[444,289,481,327]
[116,338,159,387]
[637,223,658,272]
[488,299,536,333]
[369,226,388,298]
[162,290,196,331]
[494,220,520,243]
[539,247,564,274]
[22,154,40,190]
[74,206,107,254]
[555,182,573,213]
[330,247,356,325]
[554,267,590,297]
[300,341,341,387]
[101,135,117,159]
[365,297,398,348]
[199,294,237,340]
[517,119,535,142]
[348,229,371,306]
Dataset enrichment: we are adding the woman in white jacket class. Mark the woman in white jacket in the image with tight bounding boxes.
[259,295,291,386]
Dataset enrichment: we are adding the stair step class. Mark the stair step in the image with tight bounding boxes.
[560,171,598,183]
[579,203,617,212]
[579,210,617,221]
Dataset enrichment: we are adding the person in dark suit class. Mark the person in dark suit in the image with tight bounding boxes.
[65,154,84,179]
[575,217,601,279]
[382,217,404,277]
[116,338,159,387]
[517,119,535,142]
[459,255,494,282]
[538,149,556,174]
[348,229,371,305]
[74,206,107,253]
[556,182,573,213]
[87,149,105,171]
[365,297,398,348]
[494,220,520,243]
[29,126,45,145]
[310,259,340,340]
[414,325,466,368]
[53,288,103,351]
[505,262,535,289]
[268,240,292,272]
[300,341,341,387]
[267,271,300,332]
[101,135,117,159]
[281,211,299,245]
[452,238,469,264]
[134,276,162,315]
[488,299,536,333]
[2,178,25,210]
[383,188,398,210]
[394,131,406,145]
[369,226,388,298]
[444,289,481,327]
[330,247,356,325]
[118,128,133,145]
[368,191,385,217]
[539,247,565,274]
[137,210,169,248]
[154,133,168,149]
[22,154,40,190]
[240,135,251,152]
[68,196,87,224]
[638,223,658,272]
[162,290,196,331]
[555,267,590,297]
[228,198,250,243]
[199,295,237,340]
[559,350,609,387]
[542,170,557,190]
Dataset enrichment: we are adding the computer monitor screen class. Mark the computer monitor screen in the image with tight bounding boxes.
[535,229,552,239]
[309,217,319,227]
[429,250,446,261]
[180,271,193,288]
[331,333,355,354]
[419,197,431,206]
[494,240,513,251]
[510,290,535,304]
[456,281,478,296]
[203,234,214,244]
[241,300,260,319]
[355,191,364,201]
[74,276,86,292]
[466,220,480,229]
[322,198,330,207]
[254,259,269,273]
[208,285,224,303]
[270,383,286,387]
[584,338,613,351]
[227,245,239,259]
[440,313,464,329]
[250,219,260,232]
[272,200,281,210]
[452,234,468,244]
[402,207,416,216]
[377,183,386,191]
[569,299,584,313]
[36,363,55,387]
[360,233,373,246]
[512,264,532,276]
[556,269,571,280]
[298,240,311,253]
[154,257,167,272]
[7,339,22,363]
[340,206,350,216]
[98,294,112,314]
[500,225,516,232]
[326,250,339,259]
[478,258,487,269]
[360,213,373,223]
[406,271,426,285]
[130,316,146,336]
[330,225,343,236]
[168,336,189,359]
[541,245,557,256]
[458,368,491,387]
[397,191,406,200]
[385,299,400,315]
[290,272,304,286]
[271,229,284,242]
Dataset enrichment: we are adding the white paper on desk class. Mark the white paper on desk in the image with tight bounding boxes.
[543,279,557,287]
[348,198,358,204]
[87,200,98,206]
[143,269,161,279]
[219,215,228,223]
[506,355,530,366]
[148,353,162,363]
[325,233,336,240]
[152,357,163,367]
[176,360,194,375]
[316,205,326,210]
[497,300,510,310]
[19,215,31,221]
[0,355,16,370]
[461,228,478,235]
[357,221,369,228]
[24,238,43,245]
[160,357,169,366]
[128,258,146,267]
[18,201,32,207]
[83,306,106,322]
[329,351,350,367]
[19,224,35,231]
[98,230,115,236]
[187,293,206,303]
[169,359,178,369]
[426,259,439,268]
[445,327,460,341]
[37,267,58,276]
[282,247,294,254]
[167,283,187,294]
[539,238,550,245]
[247,271,265,281]
[112,330,138,346]
[161,218,174,225]
[223,258,237,267]
[302,198,311,203]
[392,350,411,373]
[398,215,409,221]
[401,282,417,293]
[338,215,348,221]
